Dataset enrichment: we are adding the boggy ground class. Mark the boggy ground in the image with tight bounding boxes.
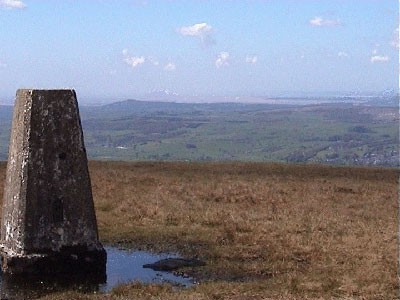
[0,161,397,299]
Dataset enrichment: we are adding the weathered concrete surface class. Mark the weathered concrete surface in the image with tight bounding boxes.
[0,89,106,275]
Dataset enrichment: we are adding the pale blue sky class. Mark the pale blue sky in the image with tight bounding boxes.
[0,0,398,101]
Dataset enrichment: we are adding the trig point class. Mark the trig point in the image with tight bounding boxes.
[0,89,106,277]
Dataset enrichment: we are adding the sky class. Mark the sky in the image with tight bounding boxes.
[0,0,398,102]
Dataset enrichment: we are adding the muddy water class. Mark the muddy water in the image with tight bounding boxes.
[0,246,194,299]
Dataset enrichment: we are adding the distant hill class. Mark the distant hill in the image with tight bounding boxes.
[92,99,284,113]
[0,105,12,121]
[0,100,398,166]
[78,99,287,122]
[366,96,398,107]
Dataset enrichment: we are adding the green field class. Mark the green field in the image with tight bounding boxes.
[0,100,398,166]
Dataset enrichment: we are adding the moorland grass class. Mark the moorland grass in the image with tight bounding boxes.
[0,161,397,299]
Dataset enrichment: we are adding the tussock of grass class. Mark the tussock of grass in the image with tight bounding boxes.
[0,161,397,299]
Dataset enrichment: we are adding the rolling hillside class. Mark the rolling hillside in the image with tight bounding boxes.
[0,100,398,166]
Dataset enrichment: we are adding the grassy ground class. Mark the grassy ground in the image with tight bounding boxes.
[0,161,398,299]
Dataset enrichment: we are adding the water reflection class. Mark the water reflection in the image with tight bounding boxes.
[0,246,193,299]
[101,246,193,291]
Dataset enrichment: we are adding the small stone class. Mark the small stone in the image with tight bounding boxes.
[143,258,205,271]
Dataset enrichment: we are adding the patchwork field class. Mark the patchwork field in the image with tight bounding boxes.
[0,101,398,166]
[0,161,397,299]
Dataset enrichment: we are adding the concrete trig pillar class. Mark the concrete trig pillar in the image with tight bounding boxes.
[0,89,106,277]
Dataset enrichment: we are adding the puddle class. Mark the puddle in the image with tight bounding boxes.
[0,246,195,299]
[100,246,193,291]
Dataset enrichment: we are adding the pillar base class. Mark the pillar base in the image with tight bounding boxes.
[0,245,107,279]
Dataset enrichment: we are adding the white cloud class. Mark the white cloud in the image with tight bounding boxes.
[123,50,160,67]
[164,62,176,71]
[177,22,215,45]
[309,16,341,27]
[122,49,146,68]
[370,55,389,63]
[216,52,230,68]
[148,56,159,66]
[245,55,258,64]
[0,0,26,9]
[121,49,174,70]
[124,56,146,68]
[178,22,212,37]
[337,51,349,57]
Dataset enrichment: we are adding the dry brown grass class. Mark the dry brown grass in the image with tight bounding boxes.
[0,161,398,299]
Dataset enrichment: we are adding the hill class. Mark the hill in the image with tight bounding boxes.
[0,100,398,165]
[0,161,396,299]
[78,101,400,166]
